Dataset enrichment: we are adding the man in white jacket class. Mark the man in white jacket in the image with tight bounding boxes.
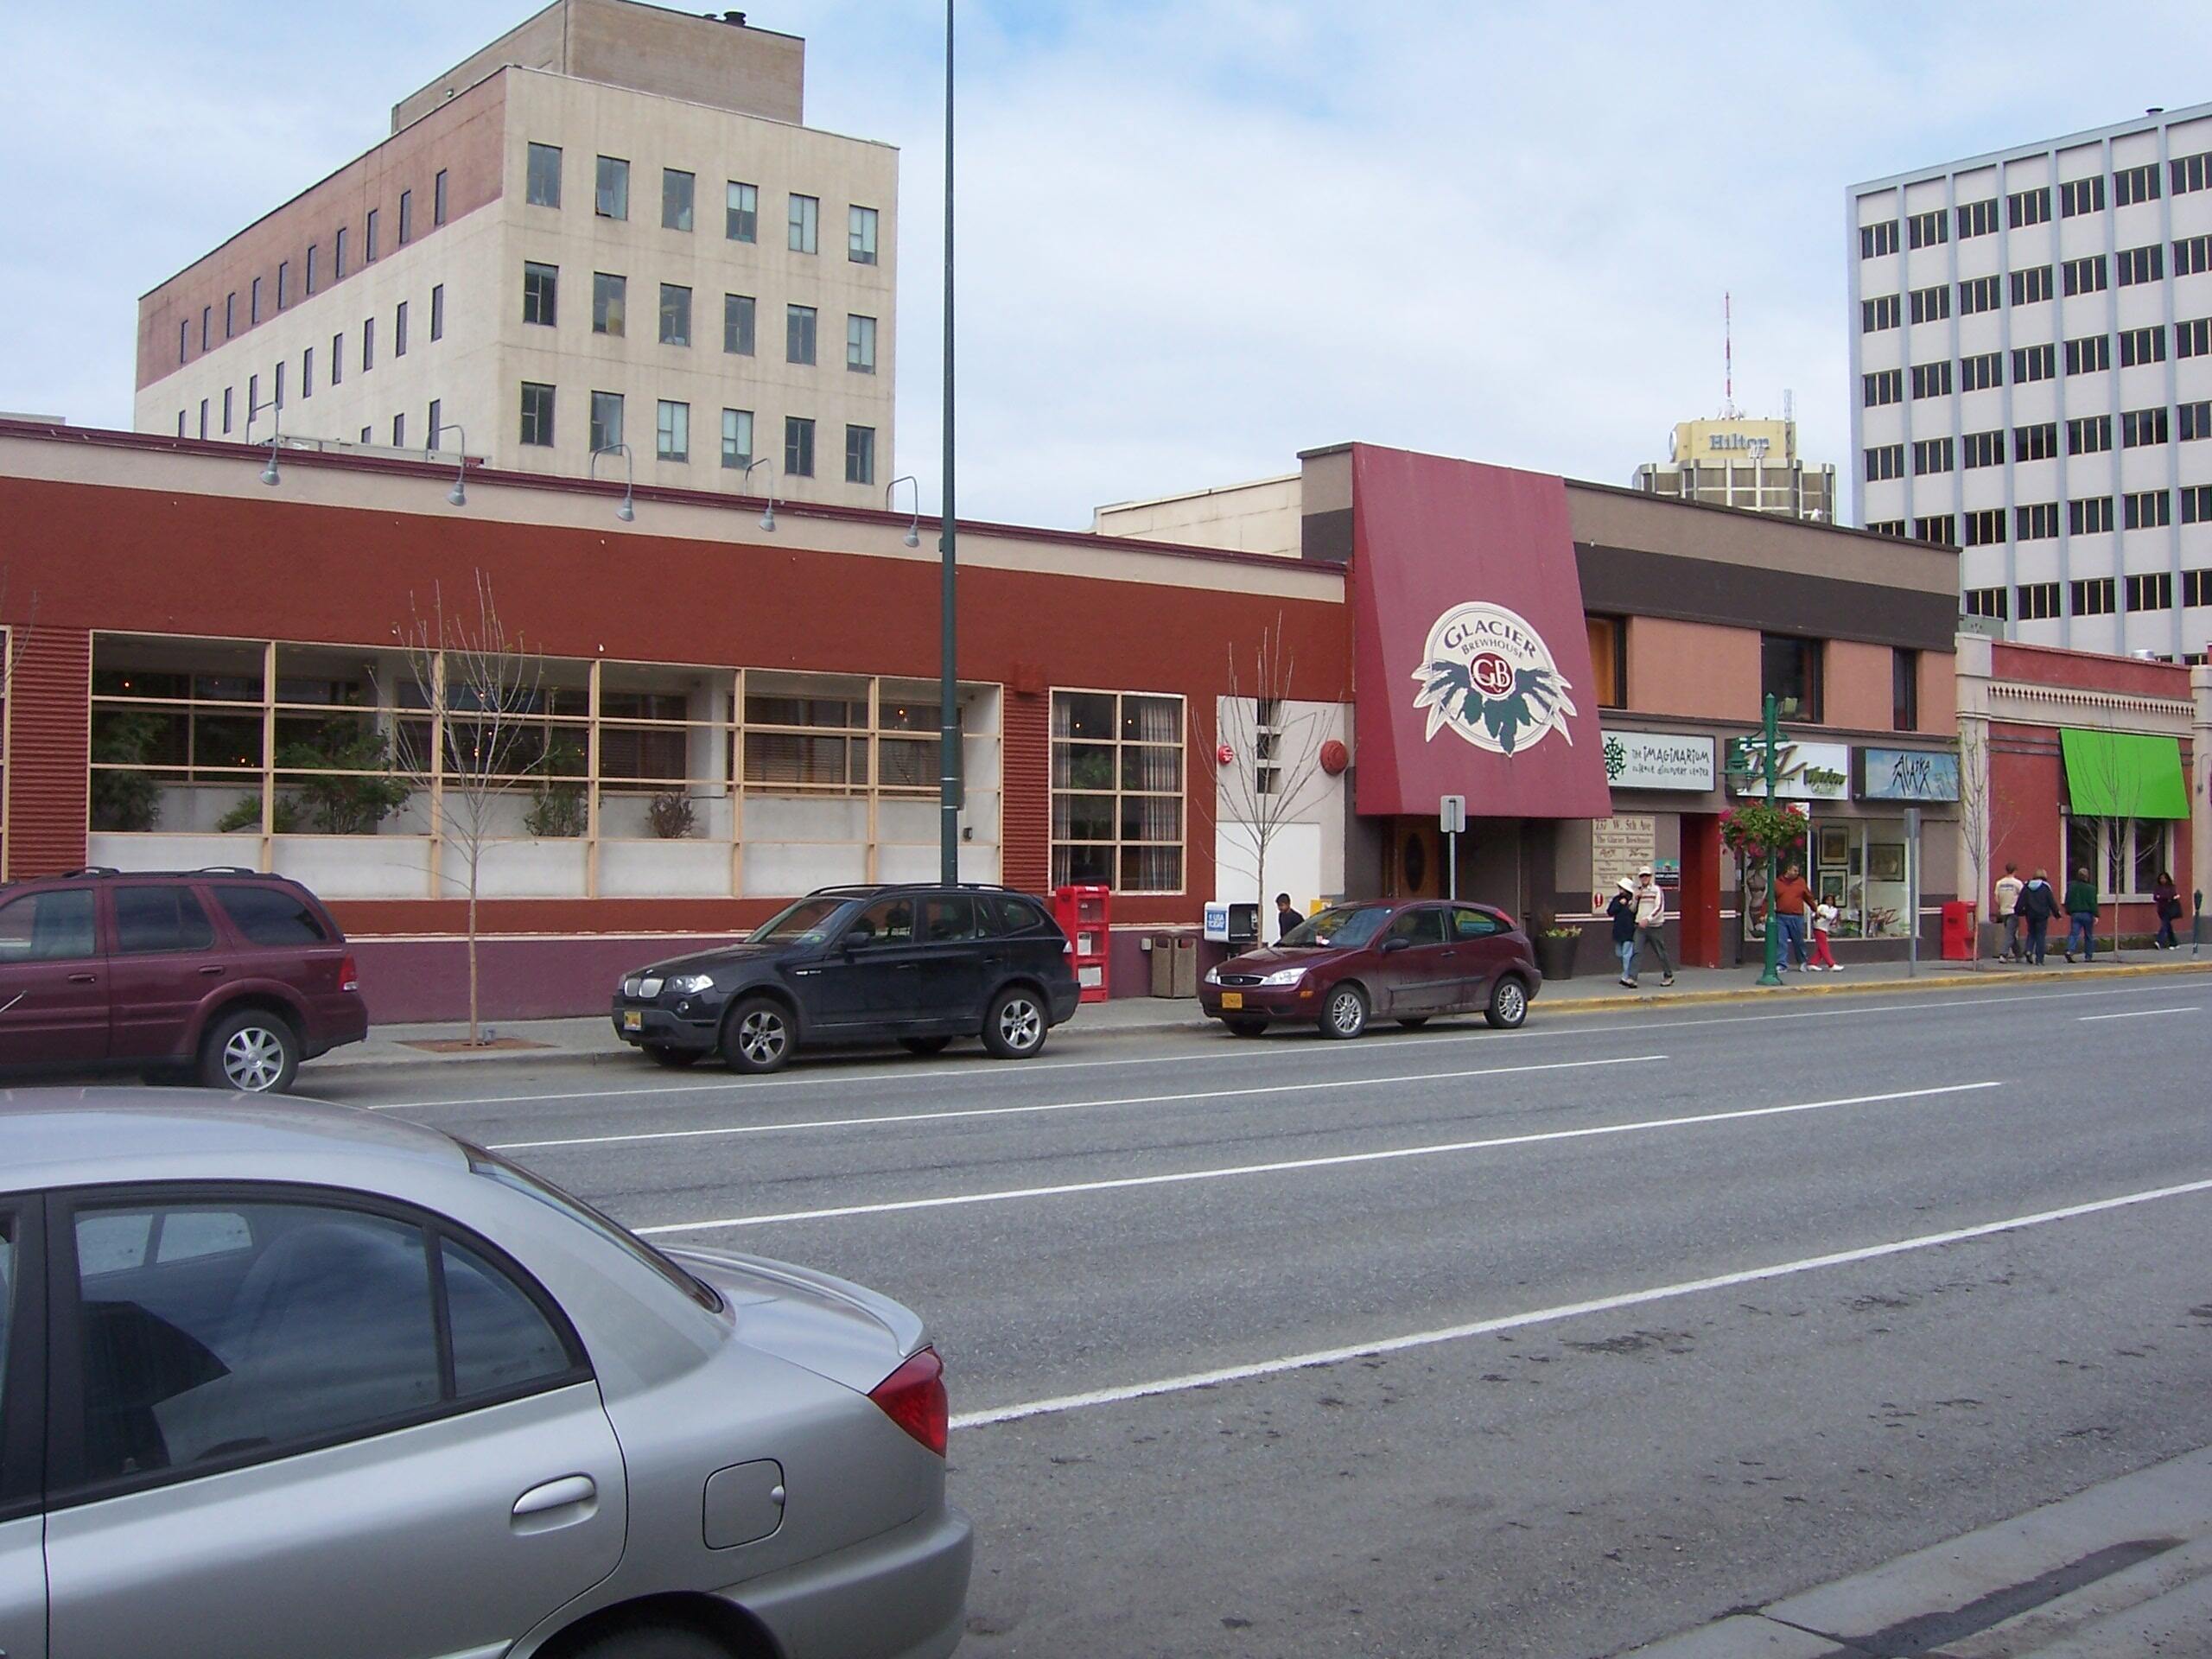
[1633,867,1675,987]
[1993,862,2025,961]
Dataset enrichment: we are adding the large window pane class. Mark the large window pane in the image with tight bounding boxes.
[660,168,694,232]
[1050,690,1185,893]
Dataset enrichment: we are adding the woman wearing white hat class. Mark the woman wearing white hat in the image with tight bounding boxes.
[1605,877,1640,987]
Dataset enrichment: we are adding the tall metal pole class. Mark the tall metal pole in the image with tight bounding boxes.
[1757,693,1784,987]
[938,0,960,884]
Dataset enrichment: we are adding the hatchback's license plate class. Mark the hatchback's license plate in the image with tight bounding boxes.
[623,1009,643,1031]
[1220,992,1243,1009]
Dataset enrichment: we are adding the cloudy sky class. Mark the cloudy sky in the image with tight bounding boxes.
[3,2,2209,528]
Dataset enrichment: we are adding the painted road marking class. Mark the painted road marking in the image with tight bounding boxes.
[635,1080,2001,1236]
[2078,1007,2201,1021]
[365,982,2164,1114]
[948,1174,2212,1429]
[489,1053,1665,1152]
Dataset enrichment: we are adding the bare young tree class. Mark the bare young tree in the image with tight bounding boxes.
[387,575,550,1044]
[1196,613,1333,925]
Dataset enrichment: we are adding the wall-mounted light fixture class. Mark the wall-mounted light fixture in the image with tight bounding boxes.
[886,474,922,547]
[590,442,636,522]
[431,422,469,506]
[741,457,778,532]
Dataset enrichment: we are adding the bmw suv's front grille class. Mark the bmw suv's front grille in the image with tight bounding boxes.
[622,976,664,999]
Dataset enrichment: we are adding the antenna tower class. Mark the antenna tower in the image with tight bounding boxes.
[1723,292,1741,418]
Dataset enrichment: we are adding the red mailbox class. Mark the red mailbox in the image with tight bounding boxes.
[1940,900,1976,962]
[1053,884,1112,1002]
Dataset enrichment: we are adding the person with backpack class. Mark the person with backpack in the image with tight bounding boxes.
[2152,871,2181,950]
[1606,877,1640,987]
[2015,868,2061,965]
[2063,865,2099,963]
[1993,862,2025,961]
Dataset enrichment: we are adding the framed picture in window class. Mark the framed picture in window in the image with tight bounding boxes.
[1867,842,1906,883]
[1819,871,1847,905]
[1817,826,1850,867]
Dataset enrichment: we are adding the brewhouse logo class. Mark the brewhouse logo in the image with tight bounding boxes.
[1411,601,1577,755]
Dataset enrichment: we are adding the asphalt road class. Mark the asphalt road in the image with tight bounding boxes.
[317,975,2212,1658]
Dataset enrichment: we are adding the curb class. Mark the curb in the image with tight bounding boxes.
[311,960,2212,1080]
[1615,1445,2212,1656]
[1527,957,2212,1019]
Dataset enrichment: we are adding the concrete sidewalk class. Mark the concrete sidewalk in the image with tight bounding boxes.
[327,952,2212,1075]
[1617,1445,2212,1656]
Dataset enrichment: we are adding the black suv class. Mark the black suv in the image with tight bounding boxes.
[612,884,1084,1073]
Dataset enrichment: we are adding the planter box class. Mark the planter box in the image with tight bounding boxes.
[1535,934,1579,982]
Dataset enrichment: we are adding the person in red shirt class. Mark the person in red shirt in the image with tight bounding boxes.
[1771,863,1814,971]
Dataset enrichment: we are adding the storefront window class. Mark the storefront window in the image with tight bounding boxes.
[1051,690,1184,893]
[1800,817,1914,939]
[2065,815,2170,897]
[86,634,1001,897]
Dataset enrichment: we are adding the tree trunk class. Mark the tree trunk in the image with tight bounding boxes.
[467,856,480,1046]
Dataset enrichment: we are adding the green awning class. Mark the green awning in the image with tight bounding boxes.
[2059,729,2190,819]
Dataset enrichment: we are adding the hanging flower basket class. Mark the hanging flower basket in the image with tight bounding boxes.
[1719,802,1808,861]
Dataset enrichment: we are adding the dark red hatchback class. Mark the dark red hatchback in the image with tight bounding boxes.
[0,867,367,1092]
[1198,899,1541,1039]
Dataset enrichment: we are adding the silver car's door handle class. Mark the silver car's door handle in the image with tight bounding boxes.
[513,1474,597,1517]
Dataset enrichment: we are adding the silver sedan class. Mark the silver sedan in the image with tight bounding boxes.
[0,1089,971,1659]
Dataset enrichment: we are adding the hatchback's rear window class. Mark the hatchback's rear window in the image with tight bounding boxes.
[212,885,328,945]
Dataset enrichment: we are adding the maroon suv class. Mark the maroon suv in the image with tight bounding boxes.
[1198,898,1541,1039]
[0,868,367,1092]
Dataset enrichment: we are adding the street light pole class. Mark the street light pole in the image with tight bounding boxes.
[937,0,960,885]
[1758,692,1784,988]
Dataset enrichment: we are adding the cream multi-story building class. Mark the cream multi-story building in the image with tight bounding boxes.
[1849,103,2212,660]
[133,0,897,508]
[1629,416,1839,521]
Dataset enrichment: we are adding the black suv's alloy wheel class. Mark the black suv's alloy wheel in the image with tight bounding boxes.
[982,988,1047,1059]
[723,997,794,1073]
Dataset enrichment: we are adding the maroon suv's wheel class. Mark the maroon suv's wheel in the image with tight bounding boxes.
[199,1008,301,1093]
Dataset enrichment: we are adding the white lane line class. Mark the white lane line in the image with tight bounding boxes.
[2079,1007,2200,1021]
[488,1053,1664,1152]
[635,1080,2000,1236]
[949,1173,2212,1429]
[365,982,2162,1114]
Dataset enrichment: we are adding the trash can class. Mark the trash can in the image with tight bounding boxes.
[1171,937,1198,998]
[1148,937,1175,998]
[1940,900,1975,962]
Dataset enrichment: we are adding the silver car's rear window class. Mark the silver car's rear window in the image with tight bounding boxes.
[464,1146,721,1312]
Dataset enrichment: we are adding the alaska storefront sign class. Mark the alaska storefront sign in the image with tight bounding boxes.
[1601,729,1717,791]
[1858,746,1961,803]
[1724,735,1849,800]
[1348,447,1612,818]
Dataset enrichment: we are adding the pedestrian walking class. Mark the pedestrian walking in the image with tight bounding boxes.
[1771,862,1814,970]
[2152,870,2181,950]
[1993,862,2025,961]
[1606,877,1640,986]
[2016,868,2059,965]
[2063,865,2098,962]
[1274,892,1300,944]
[1633,867,1675,986]
[1808,895,1841,971]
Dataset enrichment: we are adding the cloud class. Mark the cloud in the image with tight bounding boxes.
[5,1,2209,530]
